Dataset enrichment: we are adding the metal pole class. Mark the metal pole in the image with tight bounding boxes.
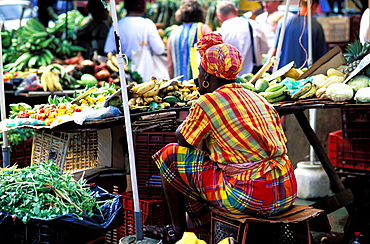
[109,1,143,240]
[273,0,292,72]
[0,32,10,167]
[307,0,316,164]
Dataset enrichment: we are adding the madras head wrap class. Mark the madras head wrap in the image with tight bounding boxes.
[196,33,243,80]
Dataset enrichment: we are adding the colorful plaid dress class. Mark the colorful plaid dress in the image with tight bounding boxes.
[152,83,297,227]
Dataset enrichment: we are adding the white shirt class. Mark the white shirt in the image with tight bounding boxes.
[359,8,370,45]
[104,17,165,59]
[255,11,293,57]
[217,17,269,75]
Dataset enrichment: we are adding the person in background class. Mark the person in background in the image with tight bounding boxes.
[74,0,110,59]
[215,1,269,76]
[152,33,297,242]
[255,0,287,58]
[104,0,165,61]
[37,0,57,27]
[167,0,212,81]
[270,0,327,69]
[359,7,370,44]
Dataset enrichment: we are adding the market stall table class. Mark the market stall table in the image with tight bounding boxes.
[15,99,369,243]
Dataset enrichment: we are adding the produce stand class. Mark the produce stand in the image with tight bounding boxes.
[22,99,370,241]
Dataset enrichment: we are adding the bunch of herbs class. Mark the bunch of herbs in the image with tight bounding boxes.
[0,161,103,224]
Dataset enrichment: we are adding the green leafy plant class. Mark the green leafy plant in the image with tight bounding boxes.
[0,128,34,152]
[0,162,105,224]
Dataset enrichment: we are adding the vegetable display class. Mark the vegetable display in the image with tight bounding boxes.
[0,162,104,224]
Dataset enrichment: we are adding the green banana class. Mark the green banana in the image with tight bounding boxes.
[39,38,54,48]
[27,55,39,68]
[31,32,49,38]
[266,94,287,103]
[259,85,288,100]
[291,82,313,100]
[44,49,55,62]
[163,95,180,103]
[28,18,46,32]
[265,83,285,93]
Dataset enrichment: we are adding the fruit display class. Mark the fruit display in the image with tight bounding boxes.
[3,15,86,73]
[7,83,120,127]
[237,40,370,104]
[128,76,200,111]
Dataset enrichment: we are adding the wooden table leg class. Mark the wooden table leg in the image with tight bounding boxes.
[294,111,356,216]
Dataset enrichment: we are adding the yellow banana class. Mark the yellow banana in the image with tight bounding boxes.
[142,83,160,97]
[298,84,318,99]
[40,70,49,91]
[128,97,137,106]
[107,60,119,72]
[45,71,56,92]
[50,70,63,91]
[110,54,119,68]
[319,75,345,89]
[136,77,157,95]
[135,96,144,105]
[291,82,312,100]
[153,95,162,103]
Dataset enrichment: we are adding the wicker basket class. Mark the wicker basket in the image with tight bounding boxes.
[31,129,98,172]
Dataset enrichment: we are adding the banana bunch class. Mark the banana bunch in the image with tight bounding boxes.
[54,39,86,58]
[315,69,346,99]
[290,81,317,100]
[259,83,289,103]
[5,49,55,72]
[40,64,64,92]
[106,52,120,73]
[128,77,200,110]
[16,18,49,41]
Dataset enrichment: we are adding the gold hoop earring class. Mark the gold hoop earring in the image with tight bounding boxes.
[202,80,210,88]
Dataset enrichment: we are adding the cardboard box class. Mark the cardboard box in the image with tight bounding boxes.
[299,46,347,79]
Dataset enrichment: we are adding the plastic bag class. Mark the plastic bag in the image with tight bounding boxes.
[15,73,42,96]
[73,106,122,125]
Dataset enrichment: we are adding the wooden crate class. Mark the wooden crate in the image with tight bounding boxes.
[31,129,98,172]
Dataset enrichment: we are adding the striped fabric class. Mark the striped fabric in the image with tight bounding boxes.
[152,83,297,227]
[169,23,202,81]
[196,33,243,80]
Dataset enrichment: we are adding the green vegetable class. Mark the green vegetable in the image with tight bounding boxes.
[346,74,370,92]
[326,83,354,102]
[355,87,370,103]
[0,162,104,224]
[78,74,98,87]
[0,128,34,153]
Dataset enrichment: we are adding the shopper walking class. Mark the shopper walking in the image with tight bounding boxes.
[167,0,212,81]
[270,0,327,69]
[255,0,289,58]
[152,33,297,242]
[215,1,269,75]
[359,7,370,44]
[104,0,165,61]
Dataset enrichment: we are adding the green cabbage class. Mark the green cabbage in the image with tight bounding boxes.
[355,87,370,103]
[326,83,354,102]
[346,75,370,92]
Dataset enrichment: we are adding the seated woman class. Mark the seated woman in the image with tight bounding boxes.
[152,33,297,242]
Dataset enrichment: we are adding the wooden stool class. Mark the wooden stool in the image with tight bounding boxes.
[210,205,331,244]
